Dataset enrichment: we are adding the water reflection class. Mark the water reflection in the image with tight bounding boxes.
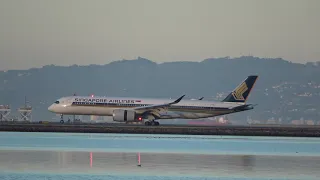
[0,150,319,179]
[90,152,92,168]
[241,155,255,170]
[137,152,141,167]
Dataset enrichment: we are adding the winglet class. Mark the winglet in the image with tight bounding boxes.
[198,97,204,100]
[170,95,185,105]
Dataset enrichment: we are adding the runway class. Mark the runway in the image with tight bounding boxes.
[1,120,320,128]
[0,121,320,137]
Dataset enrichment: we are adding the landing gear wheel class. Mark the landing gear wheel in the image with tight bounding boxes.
[60,114,64,124]
[144,121,151,126]
[151,121,156,126]
[144,121,160,126]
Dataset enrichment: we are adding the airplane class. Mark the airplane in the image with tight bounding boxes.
[48,75,258,126]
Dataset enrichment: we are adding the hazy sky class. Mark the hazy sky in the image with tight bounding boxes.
[0,0,319,70]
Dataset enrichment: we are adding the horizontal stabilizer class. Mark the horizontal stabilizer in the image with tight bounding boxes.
[230,104,257,111]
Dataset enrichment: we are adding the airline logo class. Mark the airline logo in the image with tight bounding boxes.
[74,98,141,104]
[232,82,248,100]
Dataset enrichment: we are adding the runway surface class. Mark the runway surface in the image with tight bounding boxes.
[1,122,320,137]
[2,121,320,128]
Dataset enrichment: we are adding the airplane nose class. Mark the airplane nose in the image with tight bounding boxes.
[48,105,54,112]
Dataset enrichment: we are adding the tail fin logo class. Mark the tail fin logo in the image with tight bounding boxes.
[232,82,248,101]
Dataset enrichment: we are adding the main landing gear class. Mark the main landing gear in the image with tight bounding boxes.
[144,120,160,126]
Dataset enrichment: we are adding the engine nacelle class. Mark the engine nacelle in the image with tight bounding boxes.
[112,109,136,122]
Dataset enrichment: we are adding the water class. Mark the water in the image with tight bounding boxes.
[0,132,319,180]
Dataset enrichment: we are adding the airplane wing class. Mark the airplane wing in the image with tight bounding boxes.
[133,95,185,117]
[198,97,204,100]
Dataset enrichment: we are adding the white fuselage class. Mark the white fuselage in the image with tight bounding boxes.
[48,96,244,119]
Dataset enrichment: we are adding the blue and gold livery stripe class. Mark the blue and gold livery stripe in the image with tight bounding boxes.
[71,102,229,112]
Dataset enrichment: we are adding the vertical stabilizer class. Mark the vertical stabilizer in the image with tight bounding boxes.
[222,75,258,103]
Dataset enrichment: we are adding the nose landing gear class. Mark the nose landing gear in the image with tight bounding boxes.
[60,114,64,124]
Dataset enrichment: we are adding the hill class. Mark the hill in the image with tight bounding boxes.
[1,56,320,123]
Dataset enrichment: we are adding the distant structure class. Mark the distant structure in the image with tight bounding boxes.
[18,97,32,122]
[0,105,11,121]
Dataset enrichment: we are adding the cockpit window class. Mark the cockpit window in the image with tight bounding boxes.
[54,101,60,104]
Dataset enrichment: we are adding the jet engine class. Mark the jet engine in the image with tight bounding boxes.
[112,109,136,122]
